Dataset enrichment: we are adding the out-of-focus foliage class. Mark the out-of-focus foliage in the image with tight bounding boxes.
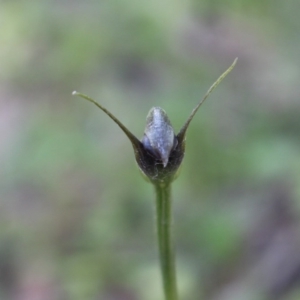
[1,0,300,299]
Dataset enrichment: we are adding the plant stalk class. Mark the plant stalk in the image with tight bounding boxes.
[155,183,178,300]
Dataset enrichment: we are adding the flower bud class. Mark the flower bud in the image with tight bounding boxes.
[73,58,237,186]
[142,107,177,168]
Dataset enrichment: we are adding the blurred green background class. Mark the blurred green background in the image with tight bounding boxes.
[1,0,300,299]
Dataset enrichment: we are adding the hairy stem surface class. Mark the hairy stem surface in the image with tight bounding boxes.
[155,183,178,300]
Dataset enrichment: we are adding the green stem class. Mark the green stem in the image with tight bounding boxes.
[155,183,178,300]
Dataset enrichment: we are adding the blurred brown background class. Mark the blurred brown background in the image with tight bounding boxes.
[1,0,300,299]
